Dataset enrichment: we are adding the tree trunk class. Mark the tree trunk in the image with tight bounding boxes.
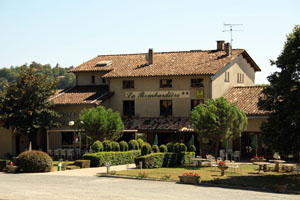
[215,137,220,158]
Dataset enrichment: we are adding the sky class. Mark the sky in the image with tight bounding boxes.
[0,0,299,84]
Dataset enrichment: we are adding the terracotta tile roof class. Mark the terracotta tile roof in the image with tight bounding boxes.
[223,86,268,116]
[123,117,193,132]
[70,49,260,78]
[50,85,111,105]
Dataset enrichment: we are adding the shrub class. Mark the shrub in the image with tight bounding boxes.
[119,141,128,151]
[152,145,159,153]
[159,144,168,153]
[83,150,141,167]
[18,150,53,173]
[189,145,196,152]
[103,140,112,151]
[91,140,103,152]
[135,153,165,168]
[166,142,175,152]
[179,143,187,152]
[137,138,144,149]
[141,143,152,156]
[128,139,139,150]
[174,143,180,153]
[111,142,120,151]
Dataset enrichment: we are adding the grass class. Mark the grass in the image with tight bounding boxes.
[52,161,75,171]
[116,164,300,192]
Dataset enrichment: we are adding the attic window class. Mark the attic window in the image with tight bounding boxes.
[96,60,112,67]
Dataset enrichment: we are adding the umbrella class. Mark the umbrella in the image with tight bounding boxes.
[153,134,158,145]
[188,135,195,146]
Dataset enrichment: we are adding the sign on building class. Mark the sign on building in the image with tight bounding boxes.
[125,91,190,99]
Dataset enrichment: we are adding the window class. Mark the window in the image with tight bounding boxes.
[160,100,172,116]
[191,79,204,87]
[123,100,135,116]
[123,80,134,89]
[237,73,244,83]
[160,79,172,88]
[61,132,73,146]
[91,76,95,83]
[191,99,204,111]
[225,72,230,82]
[102,78,106,84]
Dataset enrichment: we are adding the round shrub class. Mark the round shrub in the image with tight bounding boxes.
[18,150,53,173]
[159,144,168,153]
[174,143,180,153]
[152,145,159,153]
[111,141,120,151]
[166,142,175,152]
[137,138,144,149]
[119,141,128,151]
[128,139,139,150]
[103,140,112,151]
[189,145,196,152]
[141,143,152,156]
[179,143,187,152]
[91,140,103,152]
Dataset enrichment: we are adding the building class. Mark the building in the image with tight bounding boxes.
[0,41,267,158]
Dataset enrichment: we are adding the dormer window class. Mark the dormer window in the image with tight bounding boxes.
[160,79,172,88]
[96,60,112,67]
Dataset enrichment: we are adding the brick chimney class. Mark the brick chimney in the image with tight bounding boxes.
[147,48,154,65]
[225,42,232,56]
[217,40,225,51]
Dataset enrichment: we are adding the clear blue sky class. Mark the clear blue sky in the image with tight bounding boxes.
[0,0,299,83]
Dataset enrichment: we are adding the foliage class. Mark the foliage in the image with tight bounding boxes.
[137,138,144,149]
[161,174,171,181]
[82,150,140,167]
[119,141,128,151]
[152,145,159,153]
[91,140,103,152]
[0,66,60,145]
[190,97,247,156]
[128,139,139,150]
[18,150,53,172]
[189,145,196,152]
[77,106,124,142]
[103,140,112,151]
[141,143,152,156]
[188,135,195,146]
[153,134,158,145]
[258,25,300,154]
[174,143,180,153]
[136,171,148,179]
[159,144,168,153]
[166,142,175,152]
[182,172,199,177]
[179,143,187,152]
[111,141,120,151]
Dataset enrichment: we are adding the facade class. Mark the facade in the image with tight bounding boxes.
[0,41,268,157]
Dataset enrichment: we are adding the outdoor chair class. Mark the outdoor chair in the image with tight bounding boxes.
[47,149,53,156]
[67,149,74,160]
[273,152,280,160]
[233,151,240,161]
[54,149,60,160]
[229,161,240,173]
[60,149,66,160]
[209,158,218,171]
[184,158,197,169]
[219,149,226,161]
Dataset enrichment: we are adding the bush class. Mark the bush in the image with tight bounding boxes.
[119,141,128,151]
[159,144,168,153]
[111,142,120,151]
[152,145,159,153]
[83,150,141,167]
[135,153,165,168]
[18,150,53,173]
[174,143,181,153]
[189,145,196,152]
[103,140,112,151]
[179,143,187,152]
[141,143,152,156]
[91,140,103,152]
[166,142,175,152]
[137,138,144,149]
[128,139,139,150]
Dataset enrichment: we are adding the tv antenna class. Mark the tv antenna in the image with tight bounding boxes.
[223,23,243,47]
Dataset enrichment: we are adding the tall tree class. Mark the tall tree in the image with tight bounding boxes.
[77,106,124,142]
[258,25,300,154]
[0,66,60,148]
[190,97,247,157]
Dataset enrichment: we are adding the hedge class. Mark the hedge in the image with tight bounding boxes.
[83,150,141,167]
[135,152,195,169]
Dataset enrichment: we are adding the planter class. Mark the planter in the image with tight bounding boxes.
[217,166,228,176]
[6,165,19,173]
[277,184,288,193]
[178,176,200,184]
[251,158,266,163]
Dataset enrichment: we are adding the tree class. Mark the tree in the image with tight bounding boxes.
[258,25,300,154]
[0,66,60,148]
[77,106,124,142]
[190,97,247,157]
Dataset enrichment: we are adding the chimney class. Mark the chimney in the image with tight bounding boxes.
[147,48,154,65]
[217,40,225,51]
[225,42,232,56]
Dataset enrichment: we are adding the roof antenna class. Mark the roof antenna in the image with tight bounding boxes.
[223,23,243,48]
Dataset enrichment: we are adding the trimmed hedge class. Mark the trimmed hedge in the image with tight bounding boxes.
[91,140,103,152]
[152,145,159,153]
[166,142,175,152]
[83,150,140,167]
[111,142,120,151]
[119,141,128,151]
[103,141,112,151]
[189,145,196,152]
[135,152,195,169]
[137,139,144,149]
[141,143,151,156]
[159,144,167,153]
[128,139,139,150]
[179,143,187,152]
[18,150,53,173]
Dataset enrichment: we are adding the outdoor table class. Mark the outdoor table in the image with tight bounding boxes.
[191,158,209,167]
[269,160,286,172]
[253,162,271,173]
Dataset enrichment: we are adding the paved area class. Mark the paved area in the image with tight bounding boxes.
[0,165,299,200]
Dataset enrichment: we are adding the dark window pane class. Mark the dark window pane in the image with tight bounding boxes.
[123,80,134,89]
[191,99,204,110]
[191,79,203,87]
[91,76,95,83]
[123,100,135,116]
[160,79,172,88]
[160,100,172,116]
[62,132,73,146]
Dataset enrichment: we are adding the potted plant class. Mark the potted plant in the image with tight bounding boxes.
[251,155,266,162]
[178,172,200,184]
[217,161,228,176]
[6,161,19,173]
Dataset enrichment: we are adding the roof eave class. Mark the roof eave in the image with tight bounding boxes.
[241,51,261,72]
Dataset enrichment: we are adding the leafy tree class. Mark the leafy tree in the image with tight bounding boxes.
[77,106,124,142]
[258,25,300,154]
[0,66,60,148]
[190,97,247,157]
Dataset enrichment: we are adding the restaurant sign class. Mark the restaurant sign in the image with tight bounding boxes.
[125,91,190,99]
